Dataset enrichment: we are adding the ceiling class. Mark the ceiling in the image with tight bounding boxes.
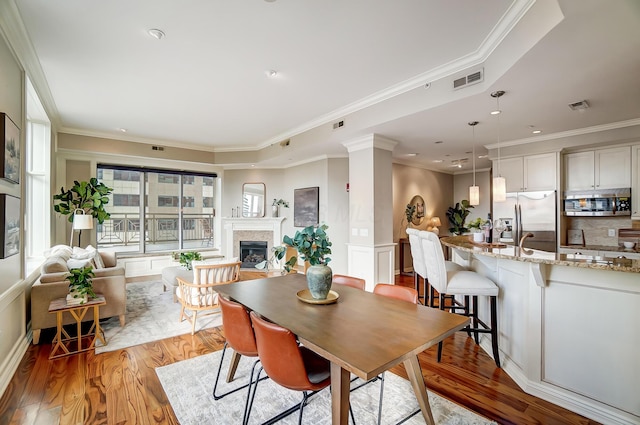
[7,0,640,172]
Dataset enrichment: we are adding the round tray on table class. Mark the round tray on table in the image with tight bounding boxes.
[296,289,339,305]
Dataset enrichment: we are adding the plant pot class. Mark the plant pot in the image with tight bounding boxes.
[306,265,333,300]
[67,290,88,305]
[472,232,484,242]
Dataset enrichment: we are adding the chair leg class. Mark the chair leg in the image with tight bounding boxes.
[191,311,198,335]
[472,295,480,344]
[490,296,501,368]
[212,342,229,400]
[464,295,472,339]
[437,294,445,362]
[377,372,385,425]
[423,279,430,307]
[226,350,242,382]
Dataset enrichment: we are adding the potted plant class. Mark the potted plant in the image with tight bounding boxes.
[468,217,485,242]
[404,203,416,228]
[272,198,289,217]
[445,199,474,235]
[66,266,96,305]
[53,178,114,245]
[275,224,333,299]
[177,251,202,270]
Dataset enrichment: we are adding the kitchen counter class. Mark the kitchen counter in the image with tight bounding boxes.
[560,243,639,255]
[440,236,640,273]
[439,235,640,425]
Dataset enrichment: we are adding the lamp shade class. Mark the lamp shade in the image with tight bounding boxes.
[493,176,506,202]
[73,211,94,230]
[469,185,480,206]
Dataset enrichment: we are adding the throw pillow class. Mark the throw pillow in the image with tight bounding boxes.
[41,257,69,274]
[72,245,97,260]
[44,245,73,261]
[67,258,95,270]
[93,250,105,269]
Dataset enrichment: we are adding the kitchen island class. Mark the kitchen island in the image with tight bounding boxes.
[440,236,639,425]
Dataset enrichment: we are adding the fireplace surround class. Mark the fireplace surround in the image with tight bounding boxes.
[222,217,285,269]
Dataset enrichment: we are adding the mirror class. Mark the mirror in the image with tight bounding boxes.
[409,195,425,225]
[242,183,266,217]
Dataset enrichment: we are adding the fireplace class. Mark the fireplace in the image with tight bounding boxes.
[240,241,268,269]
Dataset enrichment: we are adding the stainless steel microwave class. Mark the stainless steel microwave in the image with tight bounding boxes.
[563,188,631,216]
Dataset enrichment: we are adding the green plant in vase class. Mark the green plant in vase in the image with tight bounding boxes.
[446,199,474,235]
[274,224,333,299]
[66,266,96,305]
[177,251,202,270]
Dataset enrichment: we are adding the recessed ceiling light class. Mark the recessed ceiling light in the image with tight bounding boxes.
[251,164,255,167]
[406,153,418,157]
[532,130,542,134]
[478,154,488,159]
[266,69,278,78]
[433,159,443,163]
[148,29,165,40]
[490,109,501,115]
[119,128,127,133]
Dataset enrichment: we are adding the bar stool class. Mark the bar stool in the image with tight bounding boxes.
[418,230,501,368]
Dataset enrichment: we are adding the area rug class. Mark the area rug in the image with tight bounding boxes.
[95,280,222,354]
[156,349,496,425]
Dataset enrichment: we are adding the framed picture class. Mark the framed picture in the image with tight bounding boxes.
[0,194,20,258]
[1,113,20,184]
[294,187,319,227]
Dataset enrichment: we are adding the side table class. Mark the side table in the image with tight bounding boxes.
[398,238,413,276]
[48,294,107,359]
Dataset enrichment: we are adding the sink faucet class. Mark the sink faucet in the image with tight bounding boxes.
[519,232,534,250]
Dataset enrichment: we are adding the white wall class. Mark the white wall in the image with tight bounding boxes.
[453,170,491,223]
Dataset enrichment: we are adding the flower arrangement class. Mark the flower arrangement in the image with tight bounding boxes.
[468,217,484,233]
[272,198,289,208]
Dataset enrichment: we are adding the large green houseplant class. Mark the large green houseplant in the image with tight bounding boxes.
[275,224,333,299]
[446,199,474,235]
[53,178,114,245]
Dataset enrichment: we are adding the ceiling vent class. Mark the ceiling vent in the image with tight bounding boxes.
[568,100,589,111]
[453,68,484,90]
[152,146,165,151]
[332,120,344,130]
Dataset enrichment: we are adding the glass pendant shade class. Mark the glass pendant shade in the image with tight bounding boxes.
[469,185,480,206]
[493,176,506,202]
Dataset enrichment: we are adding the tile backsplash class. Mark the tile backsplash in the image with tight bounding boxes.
[566,217,633,247]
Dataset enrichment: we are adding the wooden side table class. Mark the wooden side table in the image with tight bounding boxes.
[48,294,107,359]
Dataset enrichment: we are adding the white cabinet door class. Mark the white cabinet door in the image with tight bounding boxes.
[524,152,557,191]
[497,157,524,192]
[565,151,594,191]
[633,145,640,218]
[595,146,630,189]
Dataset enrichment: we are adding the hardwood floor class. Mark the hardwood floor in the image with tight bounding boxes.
[0,275,600,425]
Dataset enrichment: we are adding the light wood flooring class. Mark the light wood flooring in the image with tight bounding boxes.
[0,275,601,425]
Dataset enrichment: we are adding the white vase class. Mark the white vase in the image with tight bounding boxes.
[473,232,484,242]
[272,205,279,217]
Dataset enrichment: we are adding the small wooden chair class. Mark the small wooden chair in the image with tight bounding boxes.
[176,261,241,335]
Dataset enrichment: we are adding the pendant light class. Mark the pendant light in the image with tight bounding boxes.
[468,121,480,206]
[491,90,506,202]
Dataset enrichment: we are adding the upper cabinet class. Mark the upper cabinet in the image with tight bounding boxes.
[632,145,640,219]
[496,152,557,192]
[564,146,631,191]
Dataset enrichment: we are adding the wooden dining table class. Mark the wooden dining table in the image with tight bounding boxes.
[214,273,469,425]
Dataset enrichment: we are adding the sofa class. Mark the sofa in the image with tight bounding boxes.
[31,245,126,344]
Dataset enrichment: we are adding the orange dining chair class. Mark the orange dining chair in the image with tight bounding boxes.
[247,312,355,425]
[213,296,265,424]
[369,283,419,424]
[332,274,366,290]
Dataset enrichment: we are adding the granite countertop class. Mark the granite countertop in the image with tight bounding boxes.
[441,236,640,274]
[560,244,639,255]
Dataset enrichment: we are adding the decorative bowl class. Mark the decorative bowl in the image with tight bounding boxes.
[623,241,635,249]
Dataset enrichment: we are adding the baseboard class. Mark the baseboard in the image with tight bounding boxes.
[0,331,30,401]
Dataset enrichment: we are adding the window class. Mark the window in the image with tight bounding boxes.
[158,173,179,184]
[113,194,140,206]
[158,196,179,207]
[97,165,217,253]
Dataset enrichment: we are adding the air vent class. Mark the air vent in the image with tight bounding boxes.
[568,100,589,111]
[152,146,165,151]
[452,68,484,91]
[332,120,344,130]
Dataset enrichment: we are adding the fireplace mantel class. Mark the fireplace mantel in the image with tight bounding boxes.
[221,217,286,260]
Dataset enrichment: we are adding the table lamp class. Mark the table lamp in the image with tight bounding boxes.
[429,216,442,235]
[70,209,94,247]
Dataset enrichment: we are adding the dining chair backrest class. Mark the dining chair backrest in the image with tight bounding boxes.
[192,261,241,284]
[418,230,448,294]
[219,296,258,356]
[250,312,318,391]
[373,283,419,304]
[406,228,427,279]
[332,274,366,290]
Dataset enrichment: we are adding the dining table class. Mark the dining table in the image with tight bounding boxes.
[214,273,470,425]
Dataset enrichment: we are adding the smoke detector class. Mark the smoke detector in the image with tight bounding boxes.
[568,100,589,111]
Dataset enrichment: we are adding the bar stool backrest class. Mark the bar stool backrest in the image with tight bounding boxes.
[406,228,427,279]
[418,230,448,294]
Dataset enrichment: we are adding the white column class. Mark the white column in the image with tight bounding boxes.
[343,134,397,291]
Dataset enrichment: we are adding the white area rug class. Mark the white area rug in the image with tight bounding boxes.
[156,349,496,425]
[96,280,222,354]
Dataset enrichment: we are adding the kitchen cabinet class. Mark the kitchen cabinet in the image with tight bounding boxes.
[633,145,640,219]
[564,146,631,191]
[495,152,557,192]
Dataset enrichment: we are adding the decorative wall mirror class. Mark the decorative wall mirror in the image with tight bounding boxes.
[409,195,425,225]
[242,182,265,217]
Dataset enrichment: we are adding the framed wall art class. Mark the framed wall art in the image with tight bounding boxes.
[294,186,319,227]
[1,113,20,184]
[0,194,20,258]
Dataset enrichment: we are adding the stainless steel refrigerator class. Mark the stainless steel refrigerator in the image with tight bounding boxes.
[493,190,557,252]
